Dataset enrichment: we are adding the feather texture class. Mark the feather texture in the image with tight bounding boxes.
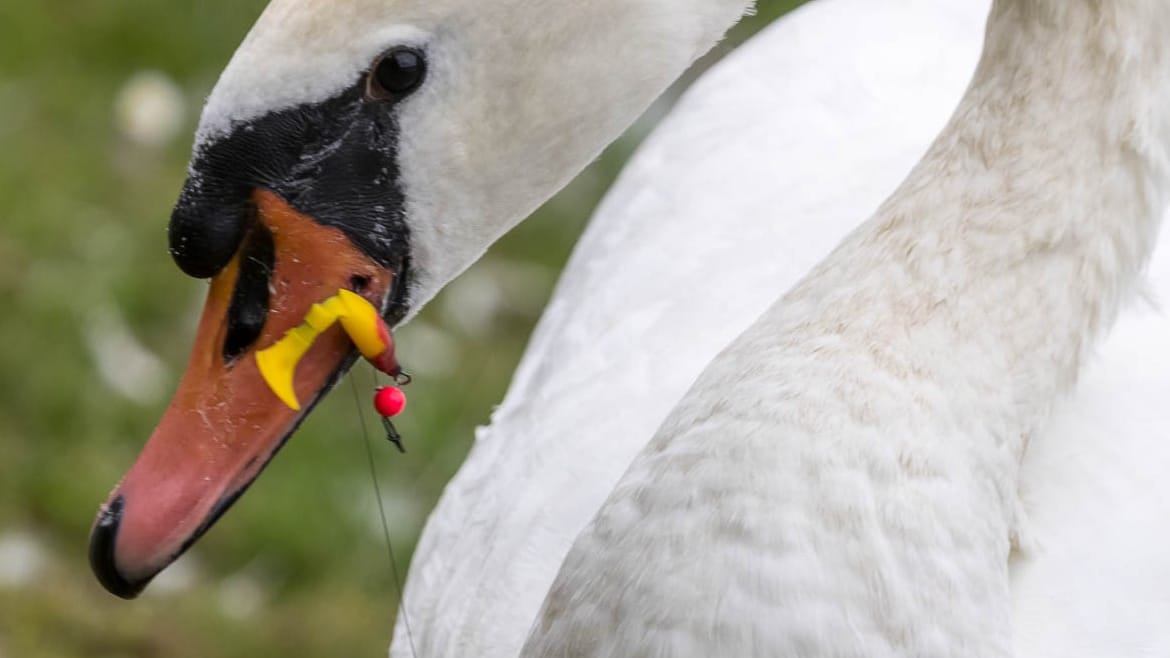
[395,1,989,655]
[521,1,1170,655]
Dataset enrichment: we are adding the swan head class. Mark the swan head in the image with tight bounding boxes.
[88,0,748,598]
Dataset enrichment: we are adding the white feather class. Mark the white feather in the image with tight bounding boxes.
[522,1,1170,654]
[198,0,752,311]
[396,1,990,655]
[1012,249,1170,657]
[208,0,1170,654]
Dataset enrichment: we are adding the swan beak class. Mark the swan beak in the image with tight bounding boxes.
[89,189,399,599]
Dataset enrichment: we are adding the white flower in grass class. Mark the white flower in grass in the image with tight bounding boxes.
[114,70,185,147]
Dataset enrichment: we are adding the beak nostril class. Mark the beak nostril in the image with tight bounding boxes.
[88,495,148,600]
[350,274,372,293]
[223,224,276,363]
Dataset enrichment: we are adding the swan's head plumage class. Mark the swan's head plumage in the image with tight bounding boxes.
[88,0,750,599]
[197,0,747,306]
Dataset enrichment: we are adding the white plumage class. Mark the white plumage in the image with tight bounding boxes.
[1012,254,1170,656]
[166,0,1170,653]
[395,1,989,654]
[396,0,1170,656]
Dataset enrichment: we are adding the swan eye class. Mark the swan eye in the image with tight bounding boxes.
[368,47,426,100]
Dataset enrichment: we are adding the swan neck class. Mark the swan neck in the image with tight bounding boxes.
[978,0,1170,168]
[517,4,1170,655]
[945,0,1170,372]
[686,3,1170,648]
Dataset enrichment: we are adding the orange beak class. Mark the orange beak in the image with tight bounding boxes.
[89,189,399,598]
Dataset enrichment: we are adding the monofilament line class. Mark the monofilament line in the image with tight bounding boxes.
[350,373,418,658]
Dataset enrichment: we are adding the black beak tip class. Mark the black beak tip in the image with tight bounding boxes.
[88,495,148,600]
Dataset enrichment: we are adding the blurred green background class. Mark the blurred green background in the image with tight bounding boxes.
[0,1,801,656]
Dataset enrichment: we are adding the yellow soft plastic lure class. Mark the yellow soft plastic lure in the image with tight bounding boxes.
[256,289,395,410]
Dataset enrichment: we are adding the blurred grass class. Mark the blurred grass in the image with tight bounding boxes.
[0,1,802,656]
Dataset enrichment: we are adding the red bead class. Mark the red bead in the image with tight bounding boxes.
[373,386,407,417]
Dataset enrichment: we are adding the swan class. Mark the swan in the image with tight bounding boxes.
[84,0,1170,655]
[519,0,1170,655]
[89,0,759,599]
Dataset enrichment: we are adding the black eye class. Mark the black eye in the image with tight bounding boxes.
[368,47,426,100]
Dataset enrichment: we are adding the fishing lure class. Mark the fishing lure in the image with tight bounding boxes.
[374,382,409,453]
[256,289,411,448]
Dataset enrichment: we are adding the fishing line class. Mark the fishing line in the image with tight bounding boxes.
[350,373,418,658]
